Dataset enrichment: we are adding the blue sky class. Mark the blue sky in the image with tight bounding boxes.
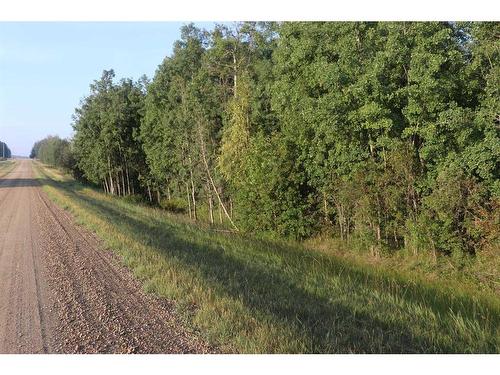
[0,22,217,156]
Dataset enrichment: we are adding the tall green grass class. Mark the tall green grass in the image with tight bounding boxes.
[34,162,500,353]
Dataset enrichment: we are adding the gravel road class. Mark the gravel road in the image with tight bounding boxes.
[0,160,212,353]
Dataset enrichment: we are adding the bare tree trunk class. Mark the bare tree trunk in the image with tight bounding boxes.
[339,209,344,241]
[232,51,238,97]
[118,145,130,196]
[334,201,344,241]
[208,187,214,224]
[146,181,152,202]
[157,190,161,205]
[186,182,192,219]
[323,192,329,224]
[346,216,351,242]
[121,168,126,196]
[412,189,418,213]
[393,227,399,248]
[107,156,115,195]
[113,174,118,196]
[189,164,197,220]
[198,129,238,230]
[431,238,437,263]
[125,164,131,196]
[114,176,118,196]
[374,220,381,258]
[116,172,122,197]
[216,186,222,224]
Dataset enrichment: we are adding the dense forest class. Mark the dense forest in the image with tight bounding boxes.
[31,22,499,259]
[0,140,12,159]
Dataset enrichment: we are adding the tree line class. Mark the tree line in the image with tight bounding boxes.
[0,140,12,159]
[31,22,499,258]
[30,136,75,170]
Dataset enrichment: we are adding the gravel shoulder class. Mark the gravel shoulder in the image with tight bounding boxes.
[0,160,212,353]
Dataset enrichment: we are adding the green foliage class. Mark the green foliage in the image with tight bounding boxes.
[27,23,500,353]
[0,140,12,159]
[30,136,75,171]
[35,21,500,258]
[140,24,206,200]
[218,72,251,185]
[159,197,188,214]
[416,163,493,257]
[70,69,148,195]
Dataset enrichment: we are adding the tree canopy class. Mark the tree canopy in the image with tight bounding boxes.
[0,141,11,158]
[30,135,75,171]
[31,22,500,258]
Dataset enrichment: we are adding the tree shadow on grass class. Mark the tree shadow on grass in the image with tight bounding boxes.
[43,178,499,353]
[102,189,500,330]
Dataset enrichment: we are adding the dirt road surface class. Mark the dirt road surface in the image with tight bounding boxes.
[0,160,212,353]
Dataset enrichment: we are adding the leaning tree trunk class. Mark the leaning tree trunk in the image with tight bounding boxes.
[218,193,223,224]
[198,128,238,231]
[125,163,131,196]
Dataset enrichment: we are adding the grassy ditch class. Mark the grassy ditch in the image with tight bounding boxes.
[0,159,16,178]
[33,162,500,353]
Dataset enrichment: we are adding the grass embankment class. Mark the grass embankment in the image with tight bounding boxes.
[305,236,500,297]
[0,159,16,178]
[34,162,500,353]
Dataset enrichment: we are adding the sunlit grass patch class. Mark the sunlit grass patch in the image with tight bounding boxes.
[0,159,16,178]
